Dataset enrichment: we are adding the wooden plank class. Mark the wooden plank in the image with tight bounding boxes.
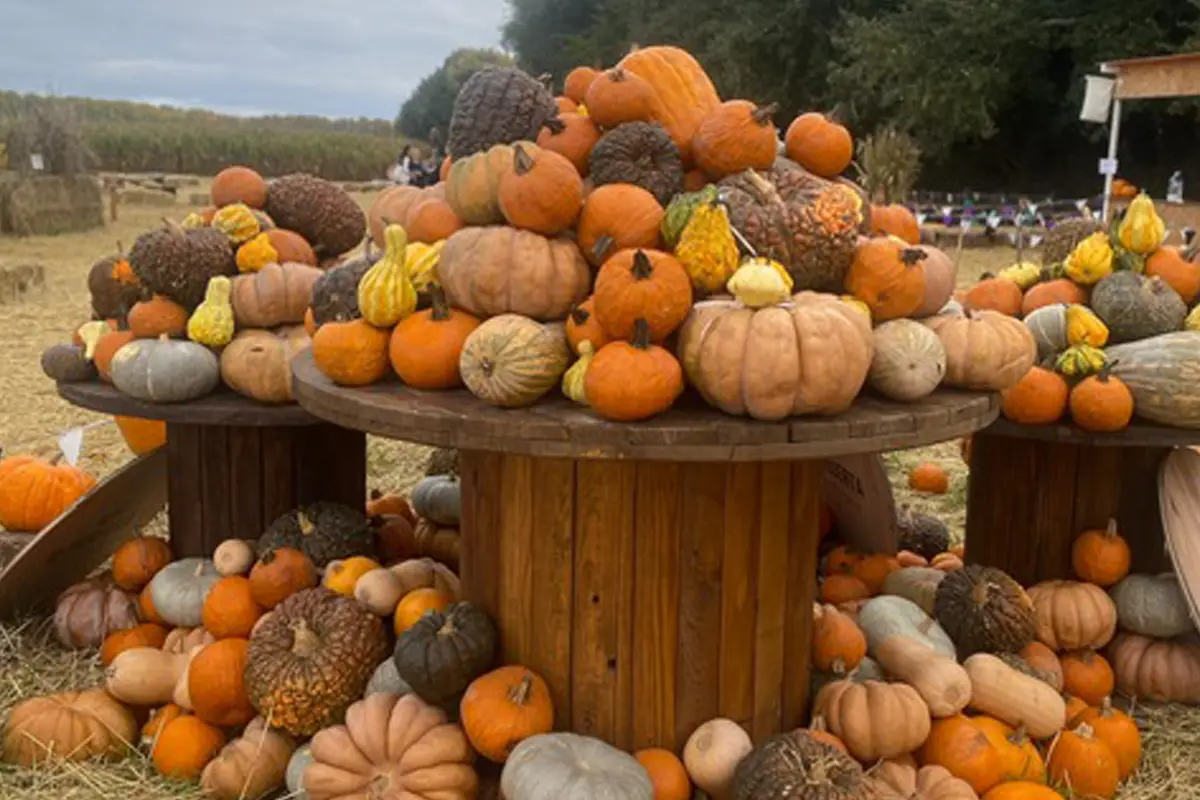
[498,455,535,667]
[166,424,206,557]
[228,428,264,535]
[752,462,790,740]
[459,450,503,617]
[1024,440,1081,584]
[58,382,318,426]
[529,457,575,729]
[570,460,634,741]
[675,463,726,745]
[614,462,637,751]
[198,425,232,554]
[258,427,296,532]
[633,462,682,750]
[296,425,367,510]
[1114,59,1200,100]
[0,450,168,618]
[1117,448,1172,573]
[718,463,759,730]
[784,461,823,728]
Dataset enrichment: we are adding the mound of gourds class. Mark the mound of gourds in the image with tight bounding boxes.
[40,166,355,406]
[797,510,1200,799]
[308,45,1031,424]
[964,193,1200,431]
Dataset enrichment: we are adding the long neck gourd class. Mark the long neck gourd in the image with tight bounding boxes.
[357,224,417,328]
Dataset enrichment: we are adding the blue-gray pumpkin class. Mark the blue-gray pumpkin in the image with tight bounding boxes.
[410,474,461,526]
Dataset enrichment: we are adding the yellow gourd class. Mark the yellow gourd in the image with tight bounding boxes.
[997,261,1042,290]
[210,203,261,244]
[187,277,236,348]
[727,258,793,308]
[1055,343,1107,378]
[1063,232,1113,285]
[1064,304,1108,348]
[357,224,417,328]
[577,104,590,116]
[405,240,445,295]
[77,321,111,360]
[675,202,739,294]
[181,212,208,229]
[1118,193,1166,255]
[840,295,872,320]
[1187,304,1200,332]
[561,340,594,405]
[235,233,278,273]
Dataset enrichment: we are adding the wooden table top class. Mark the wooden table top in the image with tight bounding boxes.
[57,382,320,427]
[292,351,999,462]
[980,417,1200,449]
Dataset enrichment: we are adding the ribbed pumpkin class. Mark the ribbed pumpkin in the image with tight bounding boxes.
[576,184,664,266]
[310,318,391,387]
[1090,272,1186,344]
[924,310,1037,391]
[914,245,957,316]
[444,142,515,225]
[593,248,693,342]
[844,236,927,321]
[459,315,570,408]
[536,116,602,176]
[498,144,584,236]
[586,319,684,421]
[564,66,599,103]
[0,454,96,533]
[691,100,779,178]
[868,319,946,402]
[964,276,1023,316]
[356,224,416,328]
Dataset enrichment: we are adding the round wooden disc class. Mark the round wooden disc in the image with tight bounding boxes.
[291,351,999,462]
[985,417,1200,449]
[57,381,320,427]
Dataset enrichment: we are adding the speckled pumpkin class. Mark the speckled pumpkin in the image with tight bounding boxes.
[244,588,388,736]
[933,565,1038,657]
[459,314,570,408]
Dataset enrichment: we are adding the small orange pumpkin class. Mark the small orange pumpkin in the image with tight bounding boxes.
[1001,366,1069,425]
[201,576,264,639]
[1069,367,1134,433]
[188,638,255,727]
[0,454,96,533]
[211,166,267,209]
[112,536,173,591]
[139,584,164,624]
[1071,519,1130,587]
[142,703,189,752]
[564,66,600,104]
[908,462,949,494]
[576,184,664,266]
[585,319,684,422]
[1046,722,1120,799]
[820,574,871,605]
[128,295,189,339]
[785,112,853,178]
[393,587,452,635]
[565,296,613,355]
[460,665,555,763]
[1021,278,1086,315]
[1069,697,1141,779]
[389,287,480,390]
[1145,246,1200,304]
[808,714,849,753]
[825,546,862,575]
[634,748,692,800]
[1064,694,1090,726]
[592,249,693,342]
[850,554,901,595]
[555,96,578,113]
[322,556,381,597]
[871,204,921,244]
[812,603,867,674]
[151,715,226,779]
[100,622,169,666]
[536,115,602,176]
[93,329,136,382]
[498,144,584,236]
[918,714,1005,795]
[248,548,317,609]
[972,716,1046,783]
[114,415,166,455]
[311,318,391,387]
[845,236,927,321]
[964,275,1023,316]
[404,196,464,244]
[584,68,658,129]
[1060,649,1115,706]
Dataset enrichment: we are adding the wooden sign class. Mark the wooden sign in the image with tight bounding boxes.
[1158,448,1200,632]
[823,453,899,554]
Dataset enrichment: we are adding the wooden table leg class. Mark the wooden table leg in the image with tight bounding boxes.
[965,430,1171,586]
[166,423,367,556]
[458,450,823,752]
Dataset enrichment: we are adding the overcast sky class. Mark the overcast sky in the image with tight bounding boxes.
[0,0,509,119]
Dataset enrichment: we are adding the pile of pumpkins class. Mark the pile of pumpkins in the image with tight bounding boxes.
[965,193,1200,432]
[801,514,1200,799]
[307,44,1036,423]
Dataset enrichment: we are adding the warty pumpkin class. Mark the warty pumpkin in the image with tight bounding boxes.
[614,45,721,162]
[677,291,874,420]
[1001,365,1068,424]
[460,665,554,763]
[536,115,602,176]
[692,100,779,178]
[785,112,853,178]
[934,564,1037,656]
[845,236,928,321]
[459,314,570,407]
[924,309,1037,391]
[2,688,137,767]
[0,453,96,533]
[589,121,685,205]
[437,226,590,321]
[1026,579,1117,652]
[815,678,931,761]
[732,730,865,800]
[1109,632,1200,703]
[575,183,663,266]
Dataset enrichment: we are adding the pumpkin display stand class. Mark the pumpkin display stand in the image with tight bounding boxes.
[965,417,1200,585]
[55,381,366,556]
[292,351,998,751]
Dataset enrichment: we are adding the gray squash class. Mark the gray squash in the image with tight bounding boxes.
[1111,573,1195,638]
[1023,303,1070,361]
[148,558,221,627]
[1091,272,1186,343]
[365,659,412,697]
[410,474,461,526]
[857,595,956,659]
[41,344,98,383]
[501,732,653,800]
[110,336,220,402]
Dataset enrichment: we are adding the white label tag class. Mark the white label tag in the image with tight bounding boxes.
[1099,158,1119,176]
[58,427,84,466]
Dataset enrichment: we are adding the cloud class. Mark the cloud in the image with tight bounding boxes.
[0,0,509,119]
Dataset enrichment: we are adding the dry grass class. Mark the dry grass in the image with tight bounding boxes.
[0,185,1194,798]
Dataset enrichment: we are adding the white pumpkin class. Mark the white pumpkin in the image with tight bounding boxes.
[501,732,653,800]
[1023,303,1069,360]
[1111,573,1195,639]
[148,558,221,627]
[868,319,947,402]
[857,595,956,659]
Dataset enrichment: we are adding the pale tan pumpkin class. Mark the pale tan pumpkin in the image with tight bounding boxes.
[104,646,191,707]
[1026,580,1118,652]
[814,679,931,762]
[231,262,323,328]
[868,319,947,402]
[874,636,971,718]
[963,653,1065,739]
[459,315,570,408]
[219,326,310,404]
[676,292,874,421]
[389,558,461,599]
[924,309,1037,391]
[162,626,216,654]
[2,689,137,767]
[866,759,978,800]
[200,717,295,800]
[437,226,590,322]
[913,245,958,317]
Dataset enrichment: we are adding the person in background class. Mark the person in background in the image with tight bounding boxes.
[428,127,444,161]
[389,144,414,185]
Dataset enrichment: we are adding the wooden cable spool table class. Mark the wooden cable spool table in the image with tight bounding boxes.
[292,351,998,752]
[965,417,1199,586]
[56,381,367,557]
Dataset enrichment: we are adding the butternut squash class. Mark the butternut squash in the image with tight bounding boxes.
[964,653,1065,739]
[105,647,189,706]
[172,645,205,710]
[875,636,971,718]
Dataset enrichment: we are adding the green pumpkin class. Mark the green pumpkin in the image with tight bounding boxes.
[257,502,374,567]
[393,601,497,705]
[661,184,719,248]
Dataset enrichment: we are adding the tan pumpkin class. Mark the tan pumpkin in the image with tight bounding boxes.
[2,689,138,767]
[105,646,191,706]
[924,309,1037,391]
[200,717,295,800]
[868,319,947,402]
[213,539,256,577]
[866,759,978,800]
[367,185,425,247]
[814,679,932,762]
[162,626,216,654]
[459,314,570,408]
[389,557,461,599]
[963,653,1065,739]
[444,142,517,225]
[682,718,753,798]
[219,326,310,404]
[913,246,958,317]
[1026,580,1118,652]
[1108,632,1200,703]
[231,262,322,328]
[437,226,591,321]
[874,636,971,718]
[677,292,874,421]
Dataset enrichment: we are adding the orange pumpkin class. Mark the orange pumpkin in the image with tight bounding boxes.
[850,554,901,595]
[188,638,255,727]
[536,115,602,176]
[808,714,849,753]
[460,665,555,763]
[1019,641,1064,689]
[139,584,164,624]
[112,536,173,591]
[248,548,317,609]
[785,112,853,178]
[825,546,863,575]
[812,603,867,674]
[592,248,693,342]
[691,100,779,178]
[366,489,414,523]
[0,454,96,533]
[845,236,927,321]
[982,783,1064,800]
[100,622,169,666]
[114,415,166,455]
[393,587,452,635]
[1071,519,1130,587]
[389,287,480,390]
[128,295,189,339]
[405,196,464,244]
[820,574,871,605]
[918,714,1005,794]
[1020,278,1086,316]
[576,184,664,267]
[152,715,226,779]
[1046,723,1120,799]
[1070,367,1134,433]
[1064,694,1090,726]
[908,462,949,494]
[614,45,721,162]
[564,66,600,104]
[565,296,613,355]
[211,166,267,209]
[1001,366,1069,425]
[871,204,921,244]
[635,748,692,800]
[964,275,1023,316]
[311,318,391,387]
[1070,697,1141,779]
[498,144,584,236]
[555,96,577,113]
[584,68,658,129]
[683,169,709,192]
[201,576,264,639]
[439,156,453,182]
[265,229,318,266]
[142,703,189,751]
[972,716,1046,783]
[585,320,684,422]
[1060,649,1115,706]
[1145,246,1200,304]
[93,329,137,382]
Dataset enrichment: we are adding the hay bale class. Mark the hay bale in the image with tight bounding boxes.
[0,262,46,304]
[118,188,177,207]
[0,174,104,236]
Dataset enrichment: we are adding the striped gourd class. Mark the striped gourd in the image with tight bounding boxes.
[1108,332,1200,427]
[459,314,570,407]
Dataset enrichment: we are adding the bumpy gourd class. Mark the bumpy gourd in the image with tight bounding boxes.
[661,185,719,248]
[187,277,236,348]
[726,258,793,308]
[1065,304,1108,348]
[561,340,594,405]
[997,262,1042,290]
[1056,343,1107,378]
[356,224,416,328]
[235,233,277,273]
[405,240,445,295]
[1118,194,1165,255]
[1064,232,1113,286]
[840,295,872,320]
[210,203,262,244]
[675,201,739,294]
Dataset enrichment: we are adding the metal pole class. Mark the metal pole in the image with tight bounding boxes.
[1102,97,1123,223]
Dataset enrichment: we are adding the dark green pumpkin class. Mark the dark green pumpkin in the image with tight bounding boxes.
[257,502,373,567]
[1091,272,1186,344]
[41,344,97,383]
[393,601,497,705]
[933,564,1037,657]
[732,730,864,800]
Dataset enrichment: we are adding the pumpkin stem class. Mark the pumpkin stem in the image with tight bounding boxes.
[752,102,779,126]
[606,68,629,83]
[980,271,996,280]
[508,674,535,706]
[480,357,495,377]
[592,235,615,263]
[48,452,63,466]
[1009,725,1030,746]
[632,318,652,350]
[1074,722,1096,740]
[297,512,315,536]
[290,618,321,657]
[369,488,383,501]
[830,657,847,676]
[569,305,591,326]
[542,117,567,137]
[631,250,654,280]
[535,73,553,91]
[429,285,451,322]
[1104,518,1119,538]
[512,144,535,176]
[810,713,831,733]
[900,248,928,267]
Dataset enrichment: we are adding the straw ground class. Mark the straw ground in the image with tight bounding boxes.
[0,186,1188,798]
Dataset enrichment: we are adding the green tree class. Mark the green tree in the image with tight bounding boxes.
[395,48,514,140]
